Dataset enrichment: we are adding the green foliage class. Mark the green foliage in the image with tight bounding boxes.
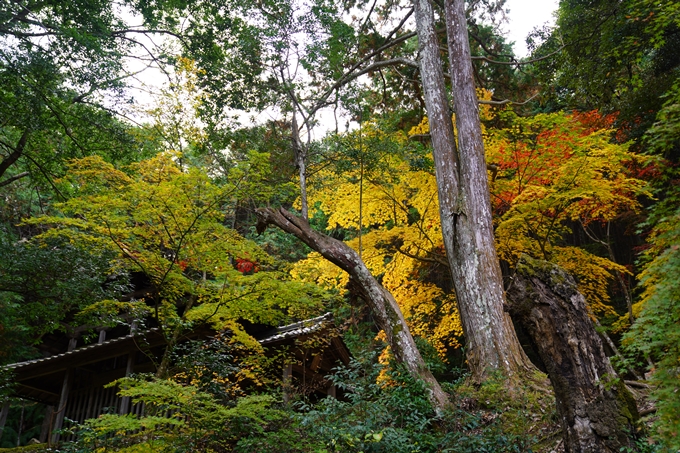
[62,375,322,453]
[0,0,163,198]
[294,355,550,453]
[299,357,439,453]
[54,335,557,453]
[641,80,680,231]
[0,400,44,449]
[0,233,130,361]
[24,153,325,335]
[533,0,680,142]
[624,207,680,451]
[171,332,244,403]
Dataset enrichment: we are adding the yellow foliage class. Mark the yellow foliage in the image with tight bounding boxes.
[292,110,646,363]
[551,247,625,318]
[376,341,395,388]
[408,116,430,136]
[294,133,463,358]
[476,87,495,121]
[311,171,407,230]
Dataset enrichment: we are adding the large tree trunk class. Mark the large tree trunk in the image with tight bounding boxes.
[505,255,639,453]
[414,0,534,380]
[255,207,449,410]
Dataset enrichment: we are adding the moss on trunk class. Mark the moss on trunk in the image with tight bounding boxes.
[506,255,639,452]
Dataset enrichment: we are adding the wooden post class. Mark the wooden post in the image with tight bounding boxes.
[39,406,54,443]
[51,370,72,445]
[310,355,322,372]
[118,351,136,415]
[16,400,24,447]
[0,400,9,438]
[282,363,293,403]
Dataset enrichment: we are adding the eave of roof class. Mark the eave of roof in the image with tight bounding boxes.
[6,328,166,378]
[257,312,334,345]
[6,312,337,373]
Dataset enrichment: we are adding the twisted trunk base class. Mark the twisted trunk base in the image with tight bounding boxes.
[505,255,639,453]
[255,207,449,410]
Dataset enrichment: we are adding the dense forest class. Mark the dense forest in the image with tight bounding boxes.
[0,0,679,451]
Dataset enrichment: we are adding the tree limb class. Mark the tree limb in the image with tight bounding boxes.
[478,93,540,105]
[255,207,449,410]
[471,45,566,66]
[0,171,29,188]
[0,129,29,180]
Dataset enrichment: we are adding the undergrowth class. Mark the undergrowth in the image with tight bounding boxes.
[42,350,562,453]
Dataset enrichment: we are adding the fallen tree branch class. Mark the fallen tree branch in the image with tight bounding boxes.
[255,207,449,411]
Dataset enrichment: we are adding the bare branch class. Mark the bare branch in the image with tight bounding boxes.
[0,171,29,188]
[471,45,566,66]
[396,244,448,266]
[479,92,540,105]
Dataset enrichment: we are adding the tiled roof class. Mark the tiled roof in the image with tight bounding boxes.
[6,328,162,371]
[258,312,333,345]
[6,313,335,370]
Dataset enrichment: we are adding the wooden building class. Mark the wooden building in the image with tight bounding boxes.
[1,313,350,445]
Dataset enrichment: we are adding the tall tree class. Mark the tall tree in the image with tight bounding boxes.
[413,0,534,380]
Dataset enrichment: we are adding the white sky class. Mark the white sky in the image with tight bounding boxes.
[502,0,559,57]
[123,1,561,134]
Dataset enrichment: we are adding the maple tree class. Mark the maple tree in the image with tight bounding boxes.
[294,122,463,358]
[291,110,650,361]
[486,110,651,318]
[22,152,327,376]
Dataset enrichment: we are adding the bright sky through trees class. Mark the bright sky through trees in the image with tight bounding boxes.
[503,0,558,57]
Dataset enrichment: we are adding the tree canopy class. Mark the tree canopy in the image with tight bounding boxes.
[1,0,680,450]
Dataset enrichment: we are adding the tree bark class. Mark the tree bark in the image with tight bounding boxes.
[0,130,29,180]
[413,0,534,380]
[291,113,309,220]
[505,255,639,453]
[255,207,449,410]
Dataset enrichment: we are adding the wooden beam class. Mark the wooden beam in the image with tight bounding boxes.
[14,383,60,404]
[331,337,351,365]
[282,363,293,403]
[118,351,136,415]
[0,400,9,438]
[51,369,72,445]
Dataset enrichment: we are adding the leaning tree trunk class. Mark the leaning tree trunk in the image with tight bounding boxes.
[414,0,534,381]
[256,207,449,410]
[505,255,639,453]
